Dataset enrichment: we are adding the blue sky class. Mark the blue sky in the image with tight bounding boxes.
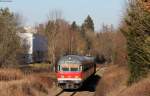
[0,0,125,30]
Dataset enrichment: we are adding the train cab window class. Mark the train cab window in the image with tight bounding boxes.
[62,67,69,71]
[70,68,78,71]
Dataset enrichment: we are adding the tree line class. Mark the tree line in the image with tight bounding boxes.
[36,12,126,66]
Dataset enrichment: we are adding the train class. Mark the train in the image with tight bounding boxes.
[56,55,96,89]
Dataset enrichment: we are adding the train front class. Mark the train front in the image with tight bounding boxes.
[56,55,83,89]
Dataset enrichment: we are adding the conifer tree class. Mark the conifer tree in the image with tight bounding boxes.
[82,15,94,32]
[121,0,150,85]
[71,21,78,31]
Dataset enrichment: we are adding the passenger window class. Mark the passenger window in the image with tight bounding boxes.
[83,65,88,71]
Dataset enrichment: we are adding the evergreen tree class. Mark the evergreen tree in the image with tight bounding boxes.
[121,0,150,85]
[71,21,78,31]
[82,15,94,32]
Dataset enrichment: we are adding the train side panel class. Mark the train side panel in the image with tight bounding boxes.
[81,66,95,81]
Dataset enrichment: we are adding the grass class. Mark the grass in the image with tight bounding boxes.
[95,65,129,96]
[0,68,53,96]
[0,68,24,81]
[19,63,54,74]
[95,65,150,96]
[29,63,51,69]
[118,76,150,96]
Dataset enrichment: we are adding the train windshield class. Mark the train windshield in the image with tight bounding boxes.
[70,68,78,71]
[62,67,69,71]
[58,65,80,72]
[60,67,79,72]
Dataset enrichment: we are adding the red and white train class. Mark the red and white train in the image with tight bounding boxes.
[56,55,96,89]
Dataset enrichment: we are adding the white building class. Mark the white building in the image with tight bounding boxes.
[18,26,48,63]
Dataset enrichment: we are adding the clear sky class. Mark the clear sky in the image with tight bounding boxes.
[0,0,125,31]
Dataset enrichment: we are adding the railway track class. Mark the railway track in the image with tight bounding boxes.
[55,89,95,96]
[55,90,77,96]
[54,89,95,96]
[55,90,64,96]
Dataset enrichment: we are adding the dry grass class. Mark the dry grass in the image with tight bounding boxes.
[0,69,23,81]
[95,65,150,96]
[118,76,150,96]
[95,65,129,96]
[0,68,53,96]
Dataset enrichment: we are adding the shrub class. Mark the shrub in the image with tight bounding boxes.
[0,69,53,96]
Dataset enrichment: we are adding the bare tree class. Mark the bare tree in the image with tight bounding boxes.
[44,10,64,66]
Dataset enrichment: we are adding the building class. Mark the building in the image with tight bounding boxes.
[18,26,48,63]
[33,34,48,63]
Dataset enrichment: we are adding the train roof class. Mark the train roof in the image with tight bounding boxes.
[58,55,95,65]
